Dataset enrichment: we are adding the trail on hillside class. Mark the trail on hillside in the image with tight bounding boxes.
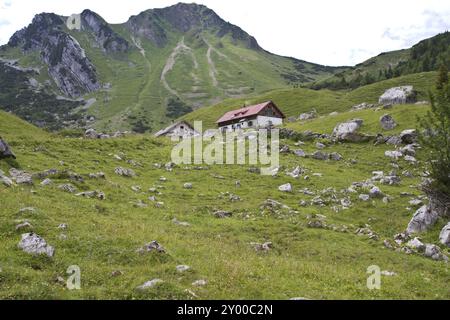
[203,38,228,88]
[161,37,198,97]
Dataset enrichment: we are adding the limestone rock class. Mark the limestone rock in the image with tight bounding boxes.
[380,114,397,130]
[378,86,416,105]
[439,223,450,247]
[18,233,54,257]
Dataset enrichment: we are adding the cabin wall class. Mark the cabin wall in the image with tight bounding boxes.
[165,123,199,138]
[256,116,283,127]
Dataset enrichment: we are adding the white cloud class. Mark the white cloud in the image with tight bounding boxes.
[0,0,449,66]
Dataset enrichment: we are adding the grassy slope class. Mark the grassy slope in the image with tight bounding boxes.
[181,72,437,129]
[0,104,448,299]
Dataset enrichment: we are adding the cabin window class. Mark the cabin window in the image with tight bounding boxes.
[248,121,253,127]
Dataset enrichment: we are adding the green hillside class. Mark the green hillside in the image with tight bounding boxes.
[1,98,449,299]
[0,3,344,132]
[181,72,438,129]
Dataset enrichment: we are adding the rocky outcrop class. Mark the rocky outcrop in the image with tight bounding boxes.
[0,138,16,159]
[378,86,417,105]
[127,3,260,50]
[8,13,100,97]
[81,10,129,53]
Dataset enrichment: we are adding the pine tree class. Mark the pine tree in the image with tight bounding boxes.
[418,66,450,196]
[436,63,449,90]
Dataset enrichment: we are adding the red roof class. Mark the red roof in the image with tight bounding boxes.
[216,101,283,124]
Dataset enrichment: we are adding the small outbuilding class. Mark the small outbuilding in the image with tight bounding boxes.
[216,101,285,132]
[154,121,200,138]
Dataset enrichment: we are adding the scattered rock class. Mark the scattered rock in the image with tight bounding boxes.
[406,205,439,234]
[15,221,33,231]
[400,129,417,144]
[19,207,36,214]
[111,270,123,277]
[213,211,232,218]
[369,186,383,198]
[114,167,135,177]
[250,242,273,252]
[439,223,450,247]
[316,142,326,149]
[404,155,417,163]
[329,152,343,161]
[75,190,105,200]
[278,183,293,192]
[407,237,426,251]
[380,114,397,130]
[40,178,52,186]
[18,233,54,257]
[359,194,370,201]
[298,110,317,121]
[172,218,190,227]
[137,279,163,290]
[0,137,16,159]
[137,241,166,254]
[192,279,207,287]
[183,183,193,189]
[58,184,77,193]
[9,168,33,185]
[293,149,306,157]
[378,86,416,105]
[311,151,328,160]
[385,150,403,159]
[176,265,190,272]
[332,119,369,142]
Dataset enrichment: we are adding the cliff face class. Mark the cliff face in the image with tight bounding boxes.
[8,13,100,97]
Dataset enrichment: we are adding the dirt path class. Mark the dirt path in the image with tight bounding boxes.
[203,38,227,88]
[161,37,198,97]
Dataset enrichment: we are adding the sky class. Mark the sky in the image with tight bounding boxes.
[0,0,449,66]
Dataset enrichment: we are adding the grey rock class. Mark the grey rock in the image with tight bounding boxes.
[298,110,317,121]
[183,183,193,189]
[439,223,450,247]
[293,149,306,157]
[192,279,207,287]
[213,211,232,218]
[378,86,416,105]
[332,119,370,142]
[137,279,163,290]
[58,184,77,193]
[0,138,16,159]
[40,178,52,186]
[369,186,383,198]
[1,175,13,187]
[359,194,370,201]
[400,129,417,144]
[329,152,343,161]
[18,233,54,257]
[15,221,33,231]
[137,241,165,254]
[278,183,293,192]
[114,167,135,177]
[407,237,425,251]
[406,205,439,234]
[176,265,191,272]
[312,151,328,160]
[380,114,397,130]
[385,150,403,159]
[316,142,326,149]
[9,168,33,184]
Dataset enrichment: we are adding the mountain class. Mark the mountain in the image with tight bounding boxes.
[311,31,450,90]
[0,3,345,132]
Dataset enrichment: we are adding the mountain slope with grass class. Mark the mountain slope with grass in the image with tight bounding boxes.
[0,3,345,132]
[311,32,450,90]
[0,88,449,299]
[181,71,438,129]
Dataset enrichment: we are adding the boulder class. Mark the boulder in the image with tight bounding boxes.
[439,223,450,247]
[137,241,165,254]
[18,233,54,257]
[278,183,293,193]
[183,183,193,189]
[311,151,328,160]
[378,86,416,105]
[400,129,417,144]
[369,186,383,198]
[406,205,439,234]
[351,102,375,111]
[213,211,232,218]
[329,152,343,161]
[293,149,306,157]
[380,114,397,130]
[9,168,33,184]
[298,110,317,121]
[0,137,16,159]
[332,119,369,142]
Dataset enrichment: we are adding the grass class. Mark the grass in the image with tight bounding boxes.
[0,103,448,300]
[181,72,438,129]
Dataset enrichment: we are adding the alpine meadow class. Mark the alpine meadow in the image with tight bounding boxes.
[0,1,449,303]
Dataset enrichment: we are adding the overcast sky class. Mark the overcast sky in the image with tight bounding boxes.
[1,0,449,66]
